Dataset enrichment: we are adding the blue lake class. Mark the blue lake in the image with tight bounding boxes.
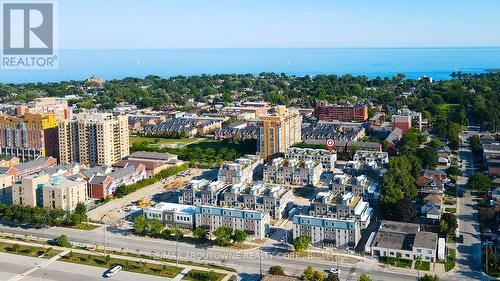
[1,48,499,83]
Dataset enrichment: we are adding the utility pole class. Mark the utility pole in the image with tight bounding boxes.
[176,240,179,267]
[259,251,263,279]
[104,224,107,256]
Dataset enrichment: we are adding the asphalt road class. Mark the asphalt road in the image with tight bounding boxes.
[0,223,483,281]
[455,143,486,280]
[0,252,169,281]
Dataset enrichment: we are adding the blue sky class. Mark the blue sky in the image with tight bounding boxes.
[60,0,500,49]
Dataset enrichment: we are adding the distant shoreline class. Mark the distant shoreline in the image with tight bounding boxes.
[1,48,499,84]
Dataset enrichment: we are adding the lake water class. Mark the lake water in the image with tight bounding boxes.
[1,48,499,83]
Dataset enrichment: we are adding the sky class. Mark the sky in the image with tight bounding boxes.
[58,0,500,49]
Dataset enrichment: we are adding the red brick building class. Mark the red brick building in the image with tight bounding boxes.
[315,102,368,122]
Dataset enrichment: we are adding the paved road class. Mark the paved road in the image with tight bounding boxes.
[0,252,169,281]
[0,223,479,281]
[455,143,486,280]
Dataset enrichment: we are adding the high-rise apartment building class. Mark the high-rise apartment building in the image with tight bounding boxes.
[0,113,59,160]
[58,113,129,167]
[257,106,302,159]
[315,102,368,122]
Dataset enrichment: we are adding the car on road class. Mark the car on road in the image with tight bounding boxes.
[328,268,339,275]
[280,237,285,242]
[103,265,122,278]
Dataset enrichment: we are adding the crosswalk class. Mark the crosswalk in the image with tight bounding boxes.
[7,250,70,281]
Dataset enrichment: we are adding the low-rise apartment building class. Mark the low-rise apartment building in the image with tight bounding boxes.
[285,147,336,172]
[293,191,372,249]
[315,102,368,122]
[217,154,262,185]
[370,221,438,262]
[144,202,196,229]
[195,205,270,239]
[12,174,87,211]
[263,158,323,187]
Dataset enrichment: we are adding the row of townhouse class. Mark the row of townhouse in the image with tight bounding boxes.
[263,157,323,187]
[142,117,223,137]
[221,183,294,220]
[144,202,270,239]
[179,178,293,221]
[285,147,336,172]
[217,154,262,185]
[293,191,373,249]
[83,163,147,198]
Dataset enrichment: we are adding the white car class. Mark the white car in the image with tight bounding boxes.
[329,268,339,275]
[104,265,122,278]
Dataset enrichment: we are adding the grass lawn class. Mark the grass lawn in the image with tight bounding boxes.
[445,207,457,213]
[96,249,236,272]
[130,136,201,146]
[71,223,100,230]
[0,242,62,259]
[445,248,456,272]
[380,257,412,268]
[60,251,182,278]
[415,261,431,271]
[182,269,226,281]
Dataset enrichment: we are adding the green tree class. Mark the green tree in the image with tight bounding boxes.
[467,173,491,192]
[104,254,111,265]
[447,165,461,176]
[171,227,184,241]
[193,228,208,242]
[359,274,372,281]
[133,216,149,235]
[161,228,172,240]
[428,139,443,150]
[214,226,233,246]
[232,229,248,243]
[301,266,315,281]
[149,219,164,237]
[269,265,285,275]
[53,235,71,247]
[416,147,438,169]
[326,273,340,281]
[441,213,457,237]
[396,252,402,265]
[419,274,439,281]
[439,220,449,236]
[293,236,311,253]
[470,135,482,156]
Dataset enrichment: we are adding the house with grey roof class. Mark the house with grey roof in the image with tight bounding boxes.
[370,220,438,262]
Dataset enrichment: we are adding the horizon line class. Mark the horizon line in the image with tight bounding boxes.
[43,46,500,51]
